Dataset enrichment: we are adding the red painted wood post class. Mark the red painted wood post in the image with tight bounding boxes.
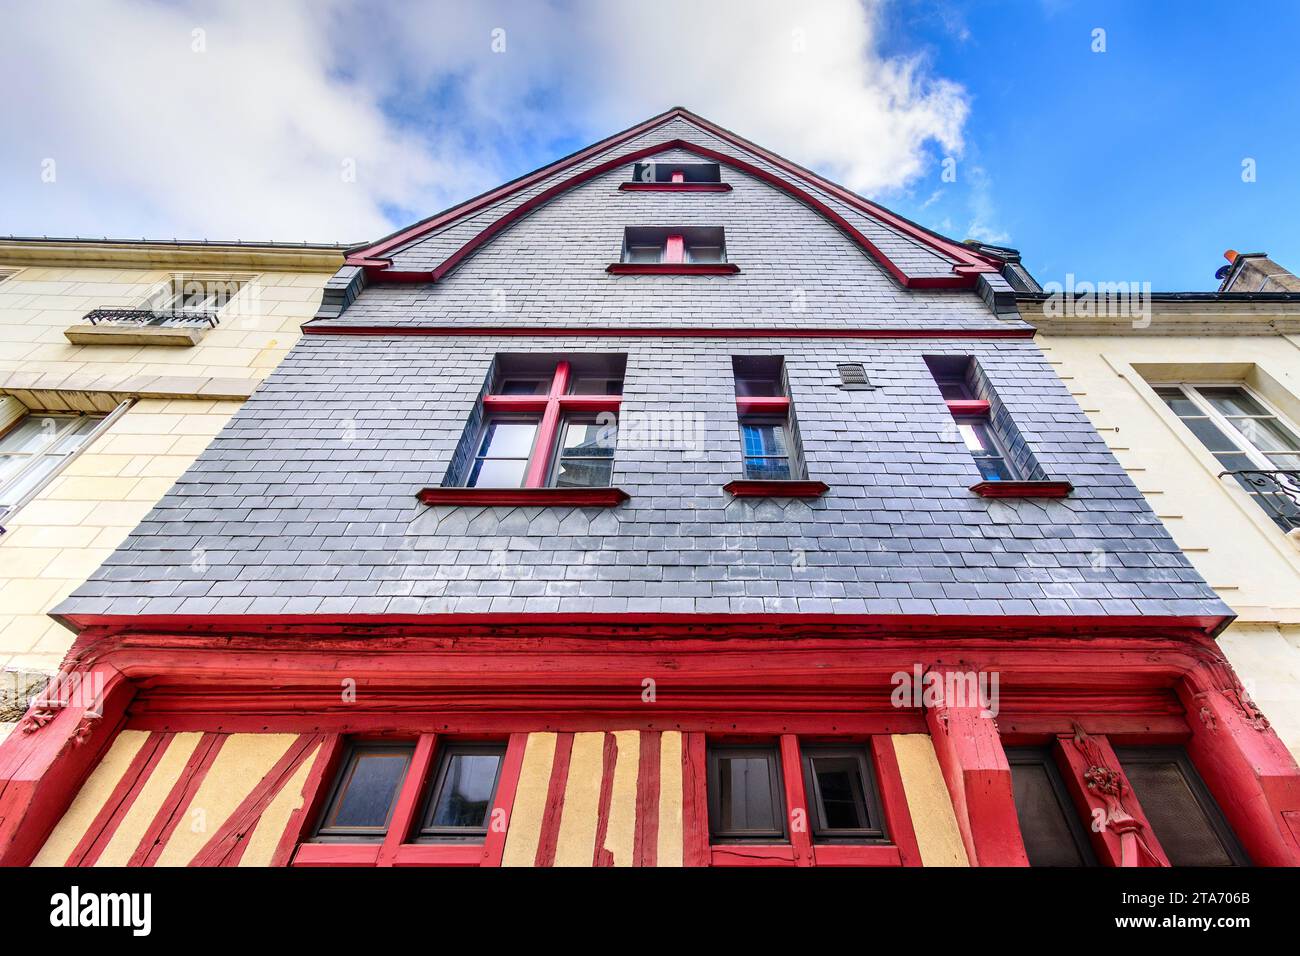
[924,672,1028,867]
[375,733,436,867]
[681,732,711,867]
[0,663,133,866]
[1178,659,1300,866]
[1052,730,1169,867]
[778,734,813,866]
[522,361,571,488]
[664,235,685,265]
[481,732,528,867]
[869,736,923,867]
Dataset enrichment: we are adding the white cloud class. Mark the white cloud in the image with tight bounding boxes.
[0,0,972,243]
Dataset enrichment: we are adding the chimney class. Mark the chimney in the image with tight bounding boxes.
[1216,250,1300,293]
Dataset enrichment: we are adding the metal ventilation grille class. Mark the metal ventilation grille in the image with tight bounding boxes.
[836,363,875,390]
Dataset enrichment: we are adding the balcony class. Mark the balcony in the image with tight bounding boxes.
[1220,469,1300,534]
[64,307,219,346]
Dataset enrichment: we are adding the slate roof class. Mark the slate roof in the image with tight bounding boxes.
[53,110,1230,627]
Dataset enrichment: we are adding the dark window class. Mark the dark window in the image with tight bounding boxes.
[631,161,722,184]
[314,743,414,842]
[417,743,506,841]
[1115,747,1248,866]
[708,744,787,842]
[800,745,886,843]
[1006,747,1097,867]
[733,355,784,397]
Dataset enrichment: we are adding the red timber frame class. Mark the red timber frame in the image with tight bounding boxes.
[3,612,1300,867]
[341,107,1004,291]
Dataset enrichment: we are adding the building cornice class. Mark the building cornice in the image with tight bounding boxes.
[1019,292,1300,336]
[0,237,348,273]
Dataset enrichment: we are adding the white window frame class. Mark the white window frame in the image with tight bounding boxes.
[0,403,129,522]
[1160,382,1300,473]
[143,273,252,314]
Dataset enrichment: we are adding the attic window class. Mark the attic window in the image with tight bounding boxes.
[631,161,721,184]
[609,227,738,274]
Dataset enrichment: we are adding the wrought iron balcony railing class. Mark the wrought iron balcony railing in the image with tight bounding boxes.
[82,307,220,329]
[1219,469,1300,533]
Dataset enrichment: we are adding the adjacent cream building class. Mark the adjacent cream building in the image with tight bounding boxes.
[1027,250,1300,756]
[0,238,344,724]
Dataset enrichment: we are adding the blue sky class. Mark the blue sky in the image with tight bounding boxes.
[3,0,1296,291]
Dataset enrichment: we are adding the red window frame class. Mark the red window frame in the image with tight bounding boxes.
[690,733,920,867]
[290,733,527,867]
[477,360,622,489]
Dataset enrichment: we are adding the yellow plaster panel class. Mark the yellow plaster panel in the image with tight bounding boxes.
[657,730,684,867]
[154,733,298,866]
[553,731,604,867]
[890,734,969,867]
[500,732,556,867]
[96,732,203,867]
[602,730,639,867]
[33,730,149,866]
[238,743,319,867]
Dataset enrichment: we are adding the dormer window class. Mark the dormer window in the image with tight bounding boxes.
[619,227,728,265]
[631,161,722,184]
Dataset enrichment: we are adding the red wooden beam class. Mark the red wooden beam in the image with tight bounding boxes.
[924,674,1029,867]
[664,234,685,265]
[969,480,1073,499]
[1179,661,1300,866]
[946,399,990,416]
[779,734,813,866]
[416,487,630,507]
[605,263,740,276]
[722,479,829,498]
[681,732,710,867]
[870,735,923,867]
[0,664,133,867]
[481,732,528,867]
[272,733,342,867]
[376,733,436,866]
[618,182,732,193]
[734,396,789,415]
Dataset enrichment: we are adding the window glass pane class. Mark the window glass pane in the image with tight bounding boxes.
[0,417,66,454]
[1199,387,1268,417]
[742,423,787,457]
[561,420,616,457]
[1119,756,1235,866]
[555,458,613,487]
[476,420,537,458]
[735,377,783,398]
[811,756,868,830]
[0,455,30,489]
[958,421,993,453]
[717,754,779,834]
[569,377,623,395]
[1182,416,1242,453]
[1216,452,1257,473]
[497,378,549,396]
[51,416,102,453]
[743,457,792,481]
[974,455,1014,481]
[1009,759,1090,867]
[1156,387,1201,417]
[687,245,723,263]
[626,245,662,263]
[467,457,529,488]
[1236,417,1300,454]
[328,751,409,831]
[428,753,502,830]
[0,455,64,506]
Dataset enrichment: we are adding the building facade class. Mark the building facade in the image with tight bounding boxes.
[0,238,343,729]
[2,111,1298,868]
[1029,251,1300,758]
